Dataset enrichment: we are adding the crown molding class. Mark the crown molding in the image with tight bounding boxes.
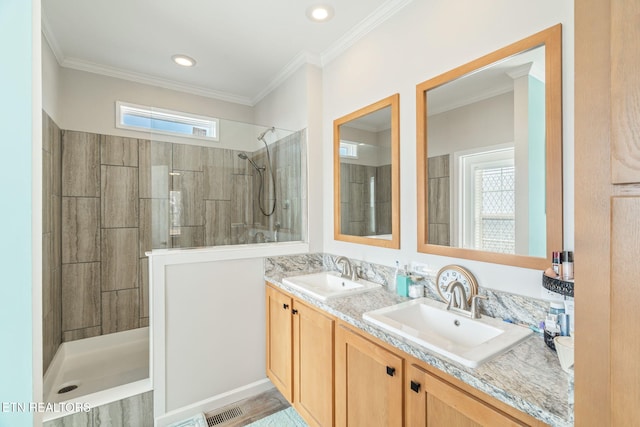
[321,0,414,66]
[60,57,254,106]
[41,14,64,65]
[42,0,413,107]
[251,51,321,105]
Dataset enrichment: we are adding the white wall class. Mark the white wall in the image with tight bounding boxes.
[42,35,61,123]
[163,258,265,412]
[322,0,574,298]
[254,63,324,252]
[58,66,255,146]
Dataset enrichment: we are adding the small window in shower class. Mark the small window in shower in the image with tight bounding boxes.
[116,101,219,141]
[339,141,359,159]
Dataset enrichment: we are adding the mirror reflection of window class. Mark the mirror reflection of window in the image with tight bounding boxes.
[457,147,515,253]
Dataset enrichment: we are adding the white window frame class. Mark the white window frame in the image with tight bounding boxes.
[116,101,219,142]
[339,140,359,159]
[453,144,515,251]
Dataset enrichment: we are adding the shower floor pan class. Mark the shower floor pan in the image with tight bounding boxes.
[43,327,150,420]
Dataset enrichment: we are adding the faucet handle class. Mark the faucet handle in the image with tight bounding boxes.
[470,295,488,319]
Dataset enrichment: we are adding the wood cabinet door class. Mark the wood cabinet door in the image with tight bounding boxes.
[266,285,293,401]
[405,364,527,427]
[335,325,403,427]
[293,300,334,427]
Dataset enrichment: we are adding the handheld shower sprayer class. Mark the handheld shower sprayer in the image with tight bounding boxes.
[237,152,264,172]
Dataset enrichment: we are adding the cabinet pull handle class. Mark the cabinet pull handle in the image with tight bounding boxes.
[386,366,396,377]
[283,303,289,310]
[410,381,421,393]
[292,309,299,315]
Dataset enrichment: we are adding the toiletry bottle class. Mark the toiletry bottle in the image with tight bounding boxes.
[552,251,561,276]
[396,264,410,297]
[390,260,399,293]
[561,251,574,280]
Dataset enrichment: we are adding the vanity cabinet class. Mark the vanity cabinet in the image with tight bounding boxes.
[268,282,548,427]
[335,325,403,427]
[266,284,334,427]
[405,364,528,426]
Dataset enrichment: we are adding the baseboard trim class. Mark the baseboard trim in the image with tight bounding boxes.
[154,378,274,427]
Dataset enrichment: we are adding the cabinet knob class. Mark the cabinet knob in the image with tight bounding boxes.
[283,303,289,310]
[410,381,421,393]
[386,366,396,377]
[292,309,299,315]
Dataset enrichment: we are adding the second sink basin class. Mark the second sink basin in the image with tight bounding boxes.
[363,297,532,368]
[282,271,381,301]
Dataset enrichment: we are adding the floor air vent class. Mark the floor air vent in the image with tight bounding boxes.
[206,406,243,426]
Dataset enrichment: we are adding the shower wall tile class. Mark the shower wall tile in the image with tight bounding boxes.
[101,165,139,228]
[42,110,52,152]
[205,200,231,246]
[44,408,93,427]
[62,326,102,343]
[203,147,233,200]
[428,154,450,178]
[231,174,253,226]
[139,258,149,319]
[139,139,172,199]
[172,171,204,226]
[230,223,249,245]
[43,150,52,234]
[172,143,203,171]
[52,194,62,268]
[102,288,140,334]
[62,131,100,197]
[52,119,62,197]
[171,226,204,248]
[376,164,392,203]
[92,390,153,427]
[429,223,450,246]
[62,197,101,264]
[61,262,101,331]
[101,228,139,291]
[139,198,169,256]
[101,135,139,167]
[140,317,149,327]
[427,176,450,224]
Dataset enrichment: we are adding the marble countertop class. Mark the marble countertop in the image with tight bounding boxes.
[265,270,573,427]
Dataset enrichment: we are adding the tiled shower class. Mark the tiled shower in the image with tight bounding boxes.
[42,112,306,373]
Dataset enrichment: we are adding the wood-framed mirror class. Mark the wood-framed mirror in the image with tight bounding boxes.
[334,94,400,249]
[416,24,562,270]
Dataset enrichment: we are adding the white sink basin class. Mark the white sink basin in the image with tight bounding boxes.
[282,271,382,301]
[363,298,532,368]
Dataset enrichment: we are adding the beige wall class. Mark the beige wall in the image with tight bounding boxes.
[322,0,574,298]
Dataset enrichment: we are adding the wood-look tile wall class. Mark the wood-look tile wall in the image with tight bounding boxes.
[427,154,450,246]
[42,112,62,373]
[339,162,392,237]
[53,126,305,345]
[60,131,144,342]
[251,129,306,242]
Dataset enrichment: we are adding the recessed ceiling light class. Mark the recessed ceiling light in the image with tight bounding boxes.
[306,4,334,22]
[172,54,196,67]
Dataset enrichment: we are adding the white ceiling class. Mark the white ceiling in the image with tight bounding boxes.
[42,0,412,106]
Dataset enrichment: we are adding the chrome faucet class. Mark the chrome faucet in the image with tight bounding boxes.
[335,256,356,281]
[446,281,469,311]
[445,281,487,319]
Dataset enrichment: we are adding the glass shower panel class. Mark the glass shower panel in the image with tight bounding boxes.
[148,120,306,250]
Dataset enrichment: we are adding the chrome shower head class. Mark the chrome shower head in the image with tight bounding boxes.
[238,152,249,160]
[257,126,275,141]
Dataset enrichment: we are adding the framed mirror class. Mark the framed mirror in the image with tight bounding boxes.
[416,25,562,270]
[334,94,400,248]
